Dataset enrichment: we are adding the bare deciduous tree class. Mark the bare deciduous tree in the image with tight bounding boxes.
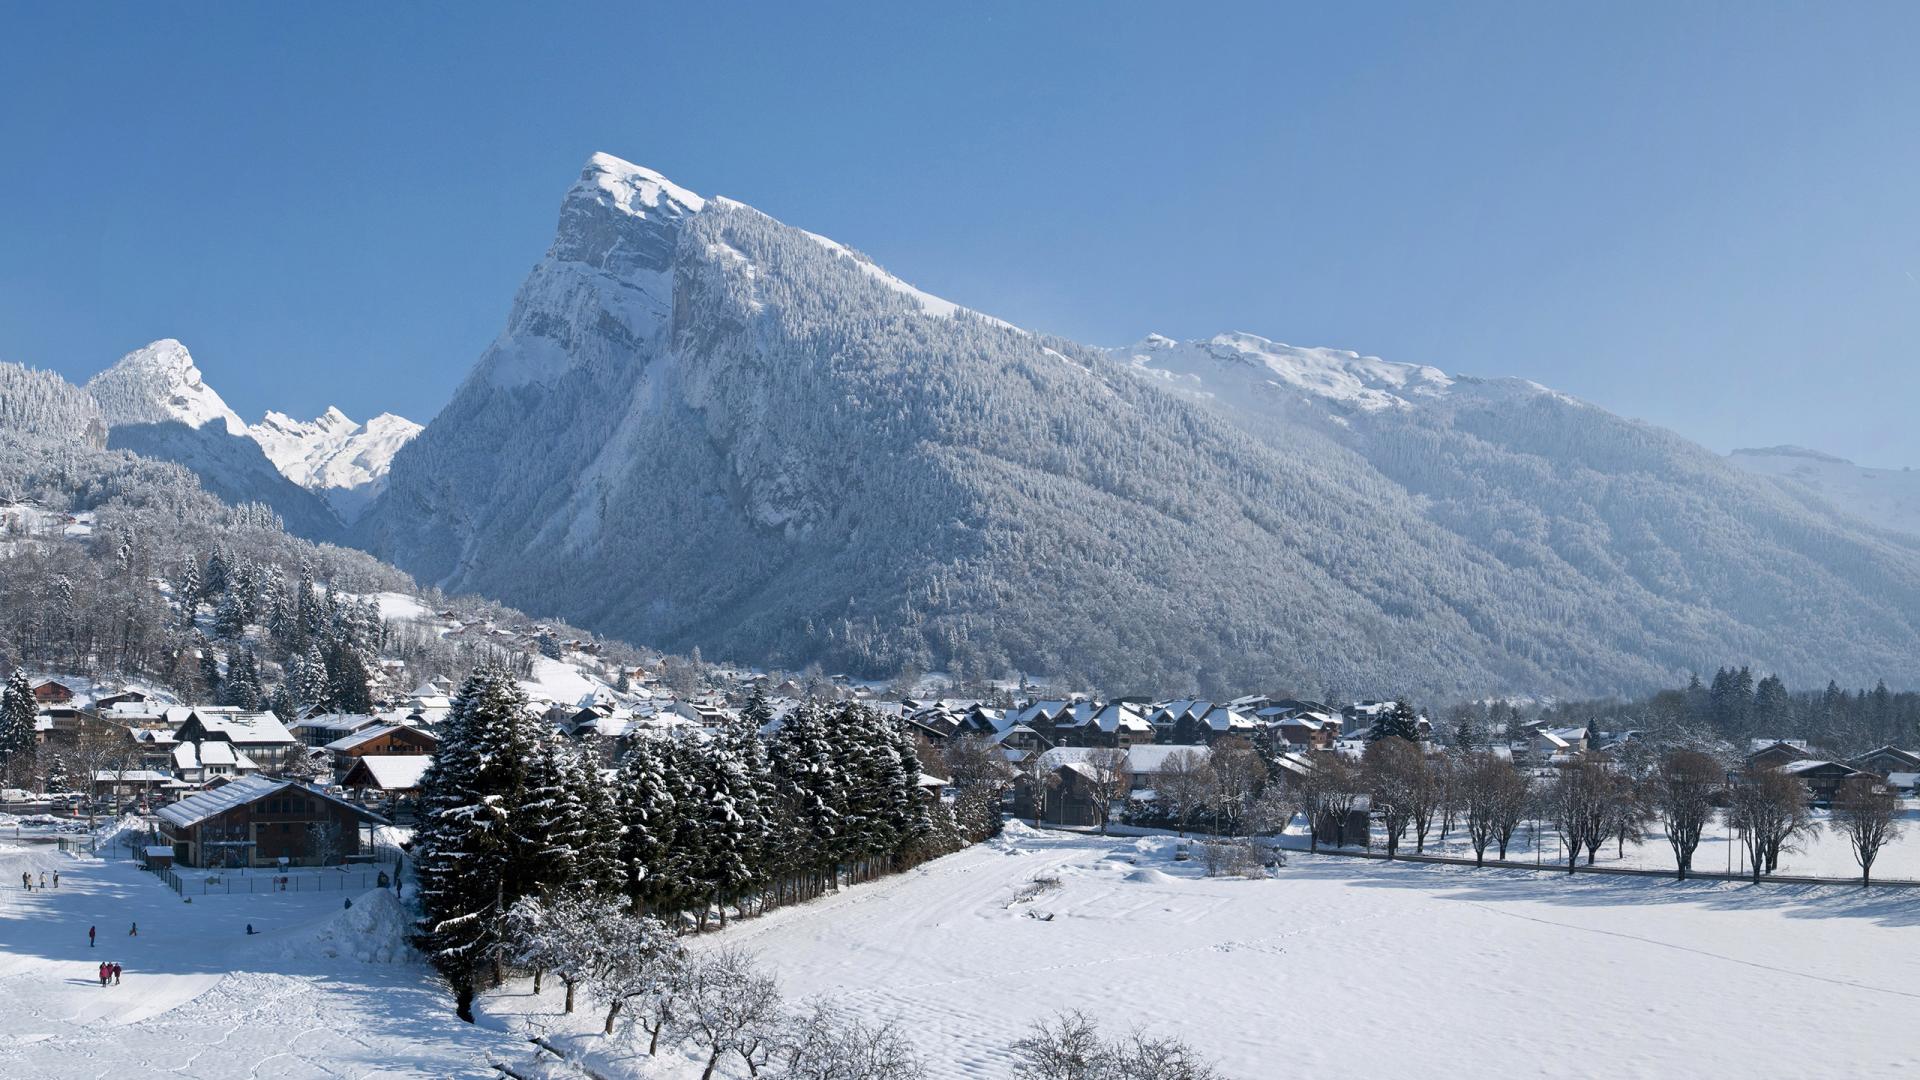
[1652,750,1721,880]
[1080,748,1131,836]
[1831,777,1902,886]
[1726,765,1816,882]
[1156,749,1213,838]
[1203,737,1265,837]
[1460,752,1530,866]
[1010,1010,1221,1080]
[1363,738,1426,858]
[676,948,783,1079]
[1546,753,1615,871]
[779,999,924,1079]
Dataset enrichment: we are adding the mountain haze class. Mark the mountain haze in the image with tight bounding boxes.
[361,153,1920,697]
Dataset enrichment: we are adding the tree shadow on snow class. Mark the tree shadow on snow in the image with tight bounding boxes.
[1286,855,1920,928]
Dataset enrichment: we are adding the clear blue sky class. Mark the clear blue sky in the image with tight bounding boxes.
[3,3,1917,464]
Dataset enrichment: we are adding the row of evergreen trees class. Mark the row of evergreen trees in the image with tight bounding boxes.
[413,669,956,1021]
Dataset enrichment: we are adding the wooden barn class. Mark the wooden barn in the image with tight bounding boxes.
[155,775,389,868]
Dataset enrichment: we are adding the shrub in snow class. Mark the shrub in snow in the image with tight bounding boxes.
[1011,1010,1221,1080]
[673,947,783,1080]
[775,999,924,1080]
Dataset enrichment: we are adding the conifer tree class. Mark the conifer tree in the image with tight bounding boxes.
[324,642,374,714]
[414,666,540,1021]
[1369,701,1422,743]
[615,735,681,911]
[0,670,37,783]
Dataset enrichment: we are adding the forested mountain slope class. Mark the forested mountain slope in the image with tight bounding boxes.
[362,153,1920,698]
[0,361,108,449]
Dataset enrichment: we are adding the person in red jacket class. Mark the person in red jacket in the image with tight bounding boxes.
[97,962,108,987]
[111,963,122,985]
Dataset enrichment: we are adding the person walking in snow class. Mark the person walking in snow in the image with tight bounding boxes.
[128,922,137,937]
[111,963,121,985]
[97,962,108,987]
[38,871,45,888]
[52,870,58,888]
[88,925,96,948]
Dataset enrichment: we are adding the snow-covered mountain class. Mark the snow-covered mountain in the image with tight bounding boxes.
[83,339,249,436]
[1729,445,1920,538]
[356,151,1920,697]
[250,407,420,522]
[84,340,346,540]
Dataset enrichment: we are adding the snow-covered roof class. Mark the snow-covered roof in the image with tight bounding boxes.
[346,755,433,791]
[188,709,295,745]
[156,775,389,829]
[1778,759,1851,775]
[295,713,381,735]
[323,724,430,753]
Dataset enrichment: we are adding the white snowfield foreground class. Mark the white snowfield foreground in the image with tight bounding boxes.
[5,827,1919,1078]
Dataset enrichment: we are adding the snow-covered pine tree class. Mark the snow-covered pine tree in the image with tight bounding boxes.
[201,547,229,600]
[691,731,765,927]
[615,735,682,912]
[769,699,845,897]
[212,590,246,641]
[324,641,374,714]
[1369,701,1422,743]
[572,749,623,895]
[660,735,714,918]
[0,670,37,782]
[295,642,329,711]
[220,648,263,709]
[413,665,540,1021]
[517,731,589,890]
[196,635,222,700]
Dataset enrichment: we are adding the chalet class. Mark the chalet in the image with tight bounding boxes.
[325,724,438,771]
[1746,739,1812,770]
[1147,700,1210,740]
[1777,760,1875,807]
[31,679,74,705]
[171,739,260,785]
[989,723,1053,754]
[175,708,299,771]
[1532,727,1590,760]
[954,704,1005,737]
[93,688,150,711]
[1038,763,1109,828]
[1850,746,1920,779]
[1044,702,1155,748]
[1166,705,1256,746]
[92,769,176,798]
[341,754,433,806]
[1262,711,1335,750]
[155,774,389,868]
[290,712,382,748]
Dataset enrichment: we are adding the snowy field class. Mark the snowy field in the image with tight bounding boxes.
[7,825,1919,1078]
[0,837,526,1078]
